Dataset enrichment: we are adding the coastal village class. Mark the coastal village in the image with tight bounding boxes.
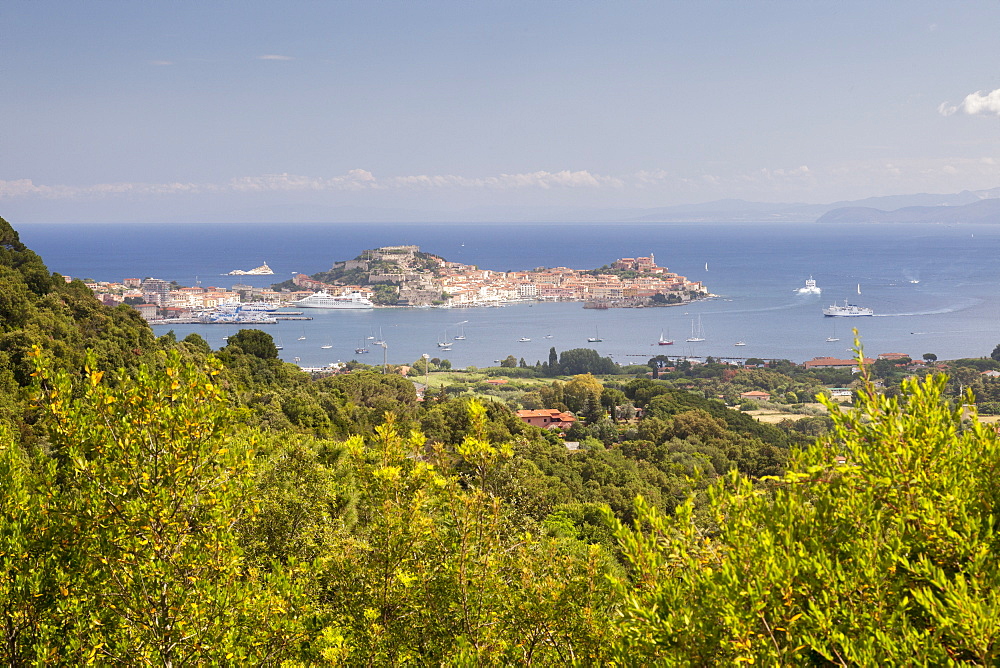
[76,246,952,382]
[82,245,708,312]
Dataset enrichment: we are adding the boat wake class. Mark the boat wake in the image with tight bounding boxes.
[711,302,806,315]
[873,299,980,317]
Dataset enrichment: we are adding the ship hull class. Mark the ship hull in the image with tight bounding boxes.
[295,291,374,309]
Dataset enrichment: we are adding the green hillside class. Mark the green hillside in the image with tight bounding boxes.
[2,215,999,664]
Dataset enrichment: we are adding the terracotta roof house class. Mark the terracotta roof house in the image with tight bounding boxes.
[739,390,772,402]
[802,356,874,371]
[516,409,576,430]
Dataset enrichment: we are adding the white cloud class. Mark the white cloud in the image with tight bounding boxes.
[0,179,203,199]
[149,60,173,66]
[389,169,623,190]
[940,88,1000,117]
[227,170,377,192]
[0,169,628,201]
[961,88,1000,115]
[258,54,294,61]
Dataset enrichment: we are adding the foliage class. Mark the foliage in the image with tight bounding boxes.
[0,348,306,664]
[0,216,157,432]
[224,328,279,359]
[608,370,1000,665]
[314,407,617,664]
[558,348,619,376]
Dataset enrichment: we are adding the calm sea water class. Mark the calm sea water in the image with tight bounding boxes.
[15,222,1000,367]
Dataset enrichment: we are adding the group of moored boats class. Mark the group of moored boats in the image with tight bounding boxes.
[206,278,881,357]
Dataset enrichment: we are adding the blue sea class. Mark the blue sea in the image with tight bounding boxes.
[15,222,1000,368]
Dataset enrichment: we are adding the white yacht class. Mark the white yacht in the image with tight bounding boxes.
[796,276,821,294]
[686,317,706,342]
[295,290,374,309]
[227,262,274,276]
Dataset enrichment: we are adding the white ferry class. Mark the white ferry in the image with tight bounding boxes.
[295,290,374,309]
[823,300,873,317]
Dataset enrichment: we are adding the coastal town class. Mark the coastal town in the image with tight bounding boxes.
[82,245,709,318]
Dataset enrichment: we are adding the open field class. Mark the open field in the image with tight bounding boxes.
[746,403,831,424]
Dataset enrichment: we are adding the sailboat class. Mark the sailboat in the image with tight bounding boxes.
[827,321,840,342]
[297,327,306,341]
[588,327,603,343]
[686,317,705,342]
[437,330,452,348]
[453,323,466,340]
[658,330,674,346]
[275,335,284,350]
[320,337,333,349]
[373,327,385,346]
[355,339,370,354]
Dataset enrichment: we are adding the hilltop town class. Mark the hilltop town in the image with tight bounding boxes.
[283,245,708,308]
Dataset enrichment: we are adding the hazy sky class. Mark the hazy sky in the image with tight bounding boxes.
[3,1,1000,222]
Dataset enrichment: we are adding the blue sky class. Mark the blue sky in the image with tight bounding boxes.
[3,0,1000,222]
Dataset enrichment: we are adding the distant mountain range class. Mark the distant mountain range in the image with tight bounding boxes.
[627,187,1000,224]
[186,186,999,224]
[815,192,1000,224]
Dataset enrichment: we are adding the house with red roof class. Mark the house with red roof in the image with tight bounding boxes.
[739,390,772,402]
[515,409,576,430]
[802,356,874,371]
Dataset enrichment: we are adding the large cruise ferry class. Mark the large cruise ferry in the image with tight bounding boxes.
[295,290,374,309]
[823,299,874,317]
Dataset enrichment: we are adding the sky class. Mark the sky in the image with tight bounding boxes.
[3,0,1000,222]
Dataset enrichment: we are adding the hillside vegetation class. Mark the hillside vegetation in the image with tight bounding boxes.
[3,215,998,664]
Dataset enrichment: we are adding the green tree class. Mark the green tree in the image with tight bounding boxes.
[224,328,278,359]
[2,348,305,664]
[317,406,616,664]
[559,348,618,375]
[609,369,1000,665]
[601,387,629,423]
[564,373,604,420]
